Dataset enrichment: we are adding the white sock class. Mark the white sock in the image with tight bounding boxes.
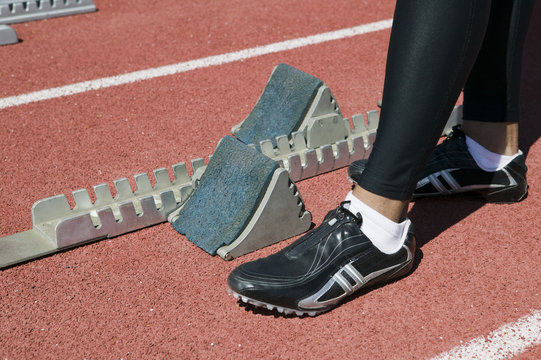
[465,136,521,172]
[344,191,410,255]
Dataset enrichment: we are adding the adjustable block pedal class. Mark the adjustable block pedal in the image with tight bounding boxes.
[232,63,346,148]
[169,136,311,260]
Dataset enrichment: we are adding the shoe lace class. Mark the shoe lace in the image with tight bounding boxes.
[288,203,363,255]
[445,125,465,141]
[337,201,363,226]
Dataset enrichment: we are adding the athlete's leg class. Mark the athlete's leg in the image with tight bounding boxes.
[355,0,492,220]
[462,0,535,155]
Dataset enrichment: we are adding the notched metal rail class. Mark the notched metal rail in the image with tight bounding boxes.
[0,161,204,268]
[261,110,379,182]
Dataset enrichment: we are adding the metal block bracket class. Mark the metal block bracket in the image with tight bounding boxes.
[0,79,463,268]
[0,23,16,45]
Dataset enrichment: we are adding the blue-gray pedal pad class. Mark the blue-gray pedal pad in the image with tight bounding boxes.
[170,136,311,259]
[232,63,327,147]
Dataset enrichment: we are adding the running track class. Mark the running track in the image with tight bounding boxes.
[1,1,540,359]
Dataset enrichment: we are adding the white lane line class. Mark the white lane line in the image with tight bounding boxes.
[0,19,392,110]
[429,310,541,360]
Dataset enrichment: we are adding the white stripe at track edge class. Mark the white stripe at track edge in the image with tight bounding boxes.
[0,19,392,110]
[429,309,541,360]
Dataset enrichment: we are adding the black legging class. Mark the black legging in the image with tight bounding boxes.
[357,0,534,201]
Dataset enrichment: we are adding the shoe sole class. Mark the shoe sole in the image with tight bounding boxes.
[228,288,321,317]
[228,241,415,317]
[349,176,528,204]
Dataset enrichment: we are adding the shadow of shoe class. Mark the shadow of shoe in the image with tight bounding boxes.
[407,197,484,249]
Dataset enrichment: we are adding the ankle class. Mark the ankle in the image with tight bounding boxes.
[351,186,409,223]
[461,120,519,155]
[345,191,410,254]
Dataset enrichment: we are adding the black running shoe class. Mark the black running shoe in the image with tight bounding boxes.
[348,126,528,203]
[227,204,416,316]
[347,158,367,184]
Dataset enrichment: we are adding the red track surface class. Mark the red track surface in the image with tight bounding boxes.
[1,1,540,359]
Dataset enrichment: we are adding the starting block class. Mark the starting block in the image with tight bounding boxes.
[169,136,311,260]
[0,63,464,268]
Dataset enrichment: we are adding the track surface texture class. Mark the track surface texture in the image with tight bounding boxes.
[1,1,540,359]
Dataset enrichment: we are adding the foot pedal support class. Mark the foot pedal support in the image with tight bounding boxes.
[0,0,96,25]
[0,63,463,268]
[216,168,311,260]
[0,24,17,45]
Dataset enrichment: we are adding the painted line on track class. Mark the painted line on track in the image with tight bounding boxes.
[0,19,392,110]
[429,309,541,360]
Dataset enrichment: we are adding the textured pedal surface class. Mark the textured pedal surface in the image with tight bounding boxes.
[172,136,279,255]
[233,63,323,146]
[0,0,96,25]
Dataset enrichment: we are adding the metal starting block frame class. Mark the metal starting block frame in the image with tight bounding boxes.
[0,161,202,268]
[0,0,96,45]
[0,109,376,267]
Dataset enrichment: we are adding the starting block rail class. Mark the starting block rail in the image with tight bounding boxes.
[0,0,96,25]
[0,0,96,45]
[0,161,201,268]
